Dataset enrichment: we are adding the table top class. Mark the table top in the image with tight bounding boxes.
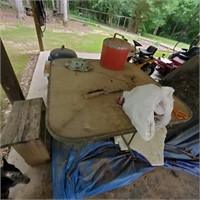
[46,59,192,143]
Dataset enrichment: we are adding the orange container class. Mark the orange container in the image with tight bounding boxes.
[100,33,131,70]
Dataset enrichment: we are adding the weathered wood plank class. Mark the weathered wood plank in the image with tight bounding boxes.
[0,98,45,147]
[14,100,30,143]
[0,100,30,147]
[13,139,50,166]
[0,98,51,166]
[22,98,44,141]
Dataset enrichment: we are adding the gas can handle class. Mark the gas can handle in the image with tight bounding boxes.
[113,33,125,40]
[113,33,128,41]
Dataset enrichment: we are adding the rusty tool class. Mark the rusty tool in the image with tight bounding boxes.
[84,89,123,99]
[173,108,188,120]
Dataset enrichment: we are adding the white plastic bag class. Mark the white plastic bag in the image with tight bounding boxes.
[122,84,174,141]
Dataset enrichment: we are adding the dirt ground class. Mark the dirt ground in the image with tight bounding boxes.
[90,167,199,199]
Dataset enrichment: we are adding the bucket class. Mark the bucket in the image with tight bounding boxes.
[100,33,131,70]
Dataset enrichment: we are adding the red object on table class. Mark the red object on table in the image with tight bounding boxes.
[100,33,131,70]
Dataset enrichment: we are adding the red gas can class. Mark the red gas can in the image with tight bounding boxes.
[100,33,131,70]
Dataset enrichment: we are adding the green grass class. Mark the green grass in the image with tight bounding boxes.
[154,51,170,58]
[70,13,101,27]
[1,24,38,79]
[43,30,108,53]
[1,24,38,43]
[143,33,189,49]
[1,43,31,80]
[1,49,30,81]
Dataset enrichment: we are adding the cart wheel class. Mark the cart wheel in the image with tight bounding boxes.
[127,56,132,62]
[141,63,156,75]
[158,68,167,75]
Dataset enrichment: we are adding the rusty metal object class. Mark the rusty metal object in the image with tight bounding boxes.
[84,89,123,99]
[173,108,188,120]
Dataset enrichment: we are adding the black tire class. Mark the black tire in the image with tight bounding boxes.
[141,63,156,75]
[157,67,167,75]
[127,56,132,62]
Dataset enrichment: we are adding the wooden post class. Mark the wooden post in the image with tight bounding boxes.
[123,17,127,30]
[30,0,44,51]
[0,38,25,104]
[117,16,120,28]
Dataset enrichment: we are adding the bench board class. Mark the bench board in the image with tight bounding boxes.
[0,98,50,166]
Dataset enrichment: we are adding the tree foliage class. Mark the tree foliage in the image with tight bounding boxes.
[9,0,196,43]
[159,0,200,43]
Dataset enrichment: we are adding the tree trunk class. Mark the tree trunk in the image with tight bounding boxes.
[108,15,113,24]
[56,0,61,13]
[153,25,159,35]
[67,0,69,18]
[60,0,64,14]
[52,0,55,11]
[8,0,16,8]
[171,14,182,37]
[171,20,179,37]
[62,0,68,26]
[133,19,140,34]
[15,0,25,19]
[25,0,30,7]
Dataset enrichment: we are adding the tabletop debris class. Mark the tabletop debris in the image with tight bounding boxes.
[84,88,123,99]
[65,58,93,72]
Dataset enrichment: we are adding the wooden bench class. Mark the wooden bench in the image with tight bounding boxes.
[0,98,51,166]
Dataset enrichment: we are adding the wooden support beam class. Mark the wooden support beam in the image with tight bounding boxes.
[31,0,44,51]
[0,38,25,104]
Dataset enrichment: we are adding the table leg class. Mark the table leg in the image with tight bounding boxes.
[121,133,136,159]
[121,133,137,171]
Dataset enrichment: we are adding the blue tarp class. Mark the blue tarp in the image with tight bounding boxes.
[52,128,199,199]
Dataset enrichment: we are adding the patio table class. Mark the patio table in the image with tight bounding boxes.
[46,58,192,143]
